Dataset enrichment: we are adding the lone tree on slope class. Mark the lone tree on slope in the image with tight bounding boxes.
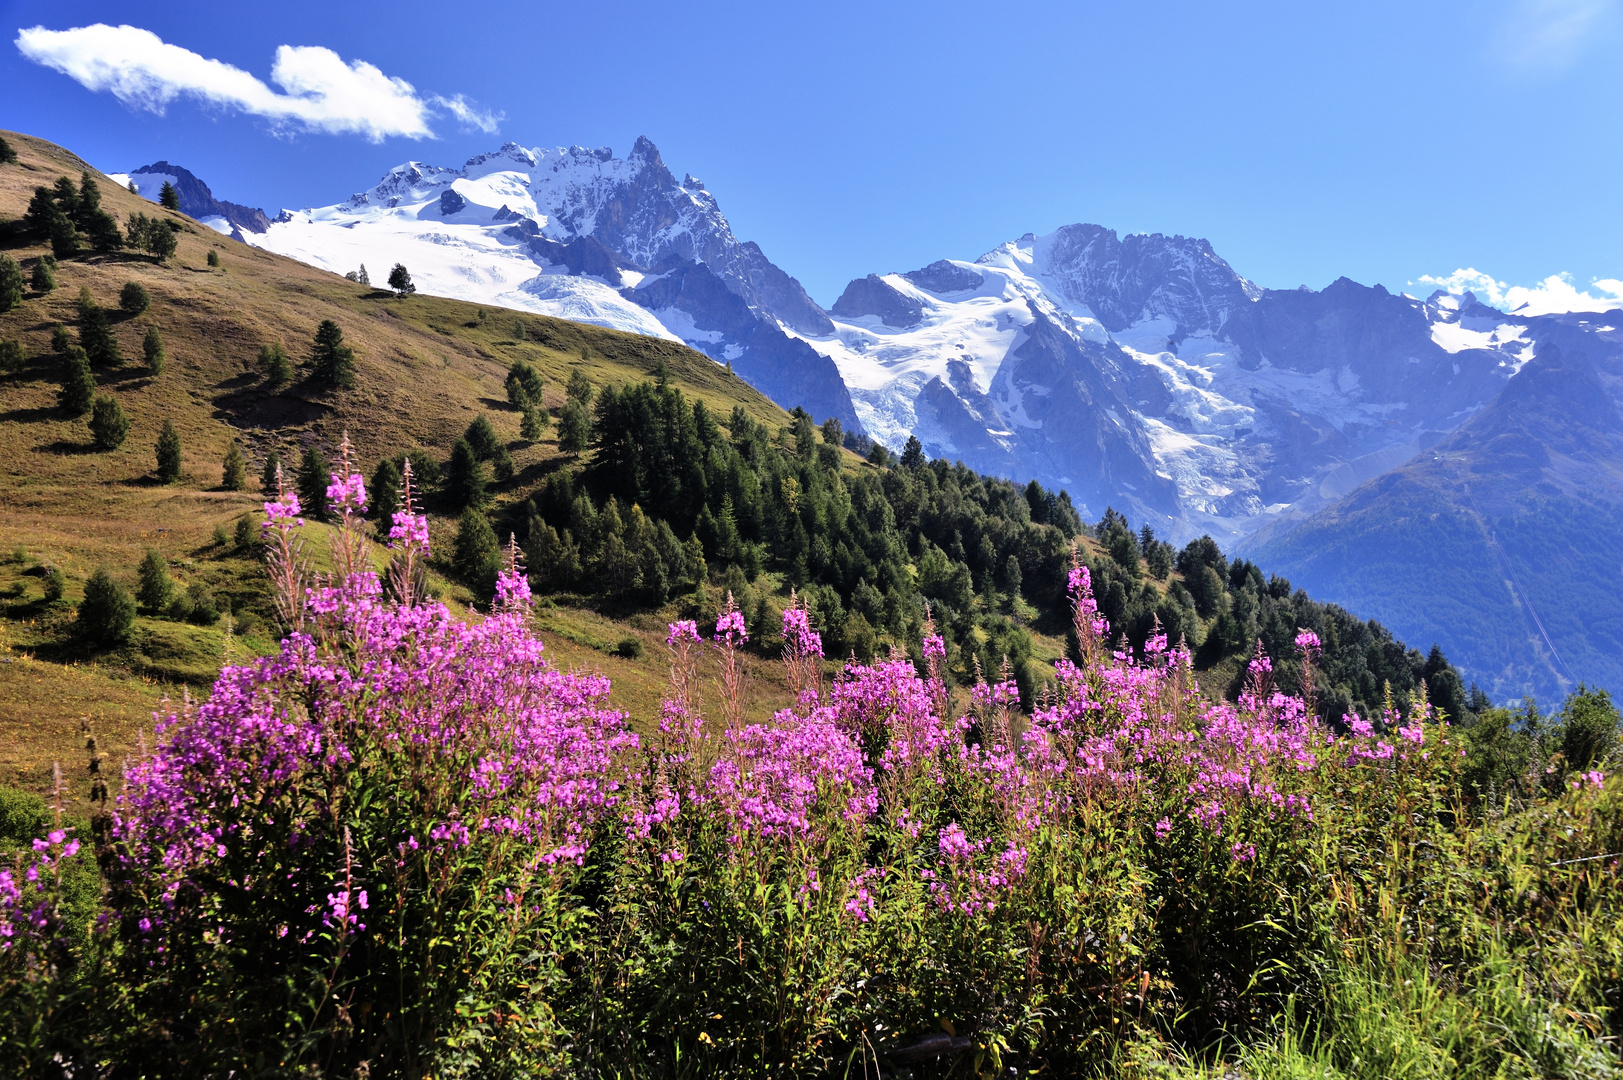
[158,181,180,211]
[310,320,356,390]
[387,263,416,298]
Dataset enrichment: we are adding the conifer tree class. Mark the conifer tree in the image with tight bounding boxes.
[370,458,402,524]
[221,442,247,491]
[387,263,416,297]
[85,209,125,254]
[298,446,332,521]
[89,394,129,450]
[120,281,150,315]
[520,407,547,441]
[261,449,283,495]
[259,342,291,387]
[51,324,71,355]
[0,136,15,165]
[464,414,500,460]
[442,438,486,511]
[0,255,22,313]
[566,369,593,407]
[59,347,95,417]
[76,567,135,646]
[77,172,102,222]
[48,210,80,260]
[25,187,57,233]
[506,359,544,407]
[30,256,55,293]
[901,435,925,469]
[78,300,121,367]
[492,445,515,483]
[452,507,501,601]
[357,264,370,287]
[514,319,526,341]
[155,419,182,483]
[137,549,172,611]
[143,326,165,375]
[206,249,220,268]
[0,339,23,375]
[310,320,355,389]
[866,440,890,467]
[158,181,180,211]
[558,400,591,453]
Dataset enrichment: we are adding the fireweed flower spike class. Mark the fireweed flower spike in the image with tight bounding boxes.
[714,591,748,730]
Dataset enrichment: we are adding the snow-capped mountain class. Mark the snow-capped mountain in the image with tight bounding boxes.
[233,137,858,430]
[804,225,1540,541]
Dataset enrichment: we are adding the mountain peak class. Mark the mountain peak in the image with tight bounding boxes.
[630,135,663,167]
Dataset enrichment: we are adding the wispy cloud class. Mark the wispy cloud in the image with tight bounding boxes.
[1415,268,1623,316]
[429,93,504,135]
[1492,0,1621,73]
[14,23,500,141]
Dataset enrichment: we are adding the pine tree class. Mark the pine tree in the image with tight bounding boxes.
[0,255,22,313]
[155,419,182,483]
[59,347,95,417]
[78,303,121,367]
[452,507,501,601]
[137,549,172,611]
[821,417,844,446]
[0,136,15,165]
[514,319,526,341]
[120,281,150,315]
[464,415,500,460]
[85,210,125,254]
[442,438,487,511]
[261,449,283,495]
[492,445,515,483]
[259,343,291,387]
[310,320,355,389]
[370,458,402,524]
[89,395,129,450]
[158,181,180,211]
[298,447,332,521]
[206,249,220,268]
[900,435,925,469]
[25,187,57,233]
[48,211,79,260]
[221,442,247,491]
[566,369,593,407]
[387,263,416,297]
[506,359,544,407]
[76,567,135,647]
[520,407,547,440]
[0,339,23,375]
[558,400,591,453]
[30,256,55,293]
[866,440,890,467]
[356,264,370,287]
[51,325,71,355]
[143,326,165,375]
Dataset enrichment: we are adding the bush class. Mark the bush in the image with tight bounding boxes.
[492,444,515,483]
[234,514,256,549]
[0,254,22,313]
[258,342,290,387]
[0,785,51,847]
[75,567,135,645]
[29,257,54,294]
[221,442,247,491]
[41,565,66,604]
[613,635,644,659]
[88,394,128,450]
[206,248,220,268]
[119,281,150,315]
[185,581,219,625]
[0,338,24,375]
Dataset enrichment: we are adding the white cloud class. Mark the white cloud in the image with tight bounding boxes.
[429,93,504,135]
[14,24,500,142]
[1415,268,1623,317]
[1493,0,1621,72]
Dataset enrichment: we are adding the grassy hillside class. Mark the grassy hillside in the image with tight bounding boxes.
[0,129,1464,810]
[0,129,803,795]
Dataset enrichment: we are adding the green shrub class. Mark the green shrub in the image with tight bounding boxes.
[137,549,171,611]
[42,566,66,604]
[186,581,219,625]
[155,419,181,483]
[30,257,55,294]
[0,785,51,848]
[88,394,128,450]
[142,326,164,375]
[613,635,643,659]
[119,281,150,315]
[0,338,24,375]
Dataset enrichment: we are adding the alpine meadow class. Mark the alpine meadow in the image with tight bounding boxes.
[1,57,1621,1080]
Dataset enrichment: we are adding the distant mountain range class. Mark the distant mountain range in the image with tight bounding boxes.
[111,139,1623,703]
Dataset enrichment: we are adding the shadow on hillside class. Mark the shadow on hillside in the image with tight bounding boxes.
[0,405,60,425]
[213,391,331,430]
[32,439,98,456]
[480,396,520,412]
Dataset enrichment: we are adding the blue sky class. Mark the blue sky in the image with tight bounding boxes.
[4,0,1621,308]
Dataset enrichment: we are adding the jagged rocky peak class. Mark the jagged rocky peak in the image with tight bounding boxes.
[830,274,924,328]
[123,161,272,236]
[901,260,984,295]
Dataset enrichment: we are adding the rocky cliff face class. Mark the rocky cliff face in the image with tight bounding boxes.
[234,138,859,430]
[119,161,272,237]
